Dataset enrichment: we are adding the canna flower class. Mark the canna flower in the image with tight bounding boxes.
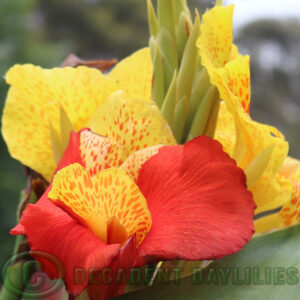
[197,3,295,222]
[1,48,157,182]
[11,128,255,298]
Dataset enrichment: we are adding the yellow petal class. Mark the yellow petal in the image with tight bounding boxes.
[215,103,291,214]
[87,91,176,155]
[254,181,300,233]
[231,110,291,213]
[205,55,251,114]
[225,55,251,113]
[277,185,300,228]
[279,156,300,180]
[252,173,293,214]
[215,102,236,157]
[197,5,234,69]
[109,48,153,101]
[198,2,294,217]
[255,157,300,233]
[2,65,118,181]
[120,145,163,182]
[254,213,282,234]
[48,163,152,246]
[79,130,129,177]
[204,51,290,213]
[244,144,276,189]
[198,3,251,113]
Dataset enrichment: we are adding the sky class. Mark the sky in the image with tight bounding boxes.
[223,0,300,28]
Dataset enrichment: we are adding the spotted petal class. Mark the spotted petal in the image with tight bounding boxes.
[215,102,236,157]
[197,4,234,69]
[79,129,128,176]
[218,61,291,212]
[109,48,153,101]
[204,42,292,213]
[197,5,250,113]
[120,145,163,182]
[87,91,176,155]
[48,163,152,246]
[2,65,118,181]
[255,157,300,232]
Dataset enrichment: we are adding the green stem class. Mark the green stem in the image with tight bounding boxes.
[0,177,42,299]
[0,259,37,300]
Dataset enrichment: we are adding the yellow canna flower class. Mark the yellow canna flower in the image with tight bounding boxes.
[1,48,176,182]
[197,3,295,219]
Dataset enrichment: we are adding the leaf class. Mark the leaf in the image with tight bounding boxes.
[161,70,177,127]
[152,44,165,108]
[117,224,300,300]
[183,67,210,140]
[187,85,219,141]
[158,27,178,71]
[176,12,192,61]
[158,27,178,87]
[176,12,200,105]
[147,0,158,37]
[172,95,188,143]
[157,0,175,38]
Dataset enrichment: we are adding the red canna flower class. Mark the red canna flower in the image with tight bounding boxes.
[11,129,255,299]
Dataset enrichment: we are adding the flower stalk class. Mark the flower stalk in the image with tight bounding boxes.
[148,0,220,143]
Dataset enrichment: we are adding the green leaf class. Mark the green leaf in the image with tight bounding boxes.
[183,67,210,140]
[157,0,175,38]
[147,0,158,37]
[173,0,191,20]
[157,26,178,72]
[156,19,178,88]
[172,95,188,143]
[176,11,192,62]
[173,1,191,61]
[187,85,219,141]
[161,70,177,127]
[117,224,300,300]
[176,12,200,105]
[149,35,157,61]
[152,43,165,108]
[203,92,220,138]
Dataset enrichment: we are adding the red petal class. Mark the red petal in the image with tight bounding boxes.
[10,223,25,235]
[87,235,139,300]
[137,136,255,261]
[18,199,120,296]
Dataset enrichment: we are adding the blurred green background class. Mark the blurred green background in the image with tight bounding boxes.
[0,0,299,270]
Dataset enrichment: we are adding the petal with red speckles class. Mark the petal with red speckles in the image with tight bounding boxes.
[87,91,176,155]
